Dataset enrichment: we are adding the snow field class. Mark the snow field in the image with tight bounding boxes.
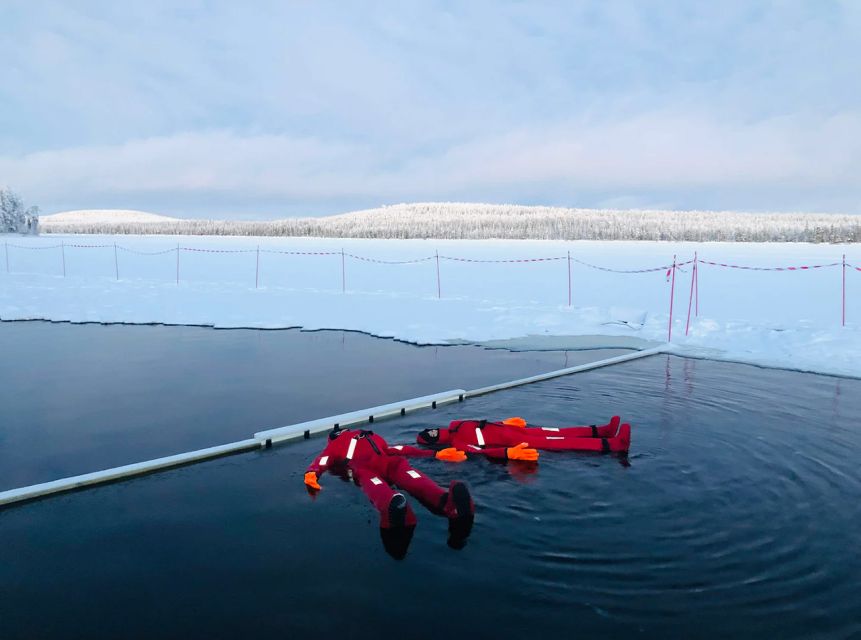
[2,235,859,377]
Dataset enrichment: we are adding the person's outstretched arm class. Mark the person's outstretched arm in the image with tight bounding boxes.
[304,445,337,490]
[459,442,539,462]
[386,444,466,462]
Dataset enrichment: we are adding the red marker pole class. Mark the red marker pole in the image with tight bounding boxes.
[435,250,441,299]
[567,250,572,306]
[685,252,697,336]
[667,255,677,342]
[843,253,846,327]
[694,253,699,316]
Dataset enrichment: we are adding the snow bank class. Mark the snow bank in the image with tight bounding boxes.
[1,235,859,378]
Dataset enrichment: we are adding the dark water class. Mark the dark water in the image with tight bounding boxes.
[1,326,860,639]
[0,321,620,489]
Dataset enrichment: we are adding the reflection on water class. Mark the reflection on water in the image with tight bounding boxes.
[1,326,860,639]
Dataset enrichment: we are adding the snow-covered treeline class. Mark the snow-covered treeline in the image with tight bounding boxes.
[40,202,861,243]
[1,188,40,234]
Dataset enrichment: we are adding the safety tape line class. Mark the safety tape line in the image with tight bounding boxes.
[569,257,694,273]
[345,253,435,264]
[117,247,178,255]
[180,247,256,254]
[6,242,858,273]
[6,244,63,250]
[698,259,841,271]
[261,249,339,256]
[440,255,566,264]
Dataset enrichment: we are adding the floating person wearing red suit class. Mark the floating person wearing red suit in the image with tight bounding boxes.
[415,415,631,455]
[304,416,628,558]
[303,425,538,557]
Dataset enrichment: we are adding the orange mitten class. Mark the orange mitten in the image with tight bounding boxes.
[304,471,322,490]
[506,442,539,461]
[502,417,527,428]
[435,447,467,462]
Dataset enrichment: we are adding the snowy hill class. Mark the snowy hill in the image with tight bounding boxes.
[38,203,861,243]
[41,209,178,225]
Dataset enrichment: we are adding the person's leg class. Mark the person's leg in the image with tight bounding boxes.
[388,457,476,521]
[386,456,447,513]
[558,415,621,438]
[352,462,417,528]
[522,415,620,440]
[386,457,475,549]
[521,422,631,453]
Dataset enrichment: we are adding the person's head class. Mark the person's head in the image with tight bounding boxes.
[416,426,452,445]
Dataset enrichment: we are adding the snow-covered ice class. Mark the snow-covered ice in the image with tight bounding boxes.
[1,235,859,378]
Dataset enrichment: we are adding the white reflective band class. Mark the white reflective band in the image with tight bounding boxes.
[392,445,404,450]
[475,428,485,446]
[370,477,383,485]
[546,436,564,440]
[346,438,357,460]
[541,427,560,432]
[319,456,329,466]
[469,445,481,450]
[407,470,421,479]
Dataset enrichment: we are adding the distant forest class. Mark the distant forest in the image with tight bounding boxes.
[40,203,861,243]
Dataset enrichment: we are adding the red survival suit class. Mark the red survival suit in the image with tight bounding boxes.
[305,428,473,529]
[417,416,631,454]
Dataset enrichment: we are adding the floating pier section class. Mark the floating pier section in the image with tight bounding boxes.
[0,347,665,508]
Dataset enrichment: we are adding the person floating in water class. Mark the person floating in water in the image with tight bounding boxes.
[416,416,631,455]
[304,426,528,557]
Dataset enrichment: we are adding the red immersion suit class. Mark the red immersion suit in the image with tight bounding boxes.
[417,416,631,454]
[305,428,472,529]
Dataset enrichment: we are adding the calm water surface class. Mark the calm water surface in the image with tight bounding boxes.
[0,321,617,488]
[1,323,859,639]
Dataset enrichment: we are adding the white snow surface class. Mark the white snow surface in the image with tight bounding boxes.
[2,235,859,378]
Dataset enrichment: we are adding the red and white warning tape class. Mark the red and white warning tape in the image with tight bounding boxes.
[346,253,434,264]
[440,255,565,264]
[698,259,841,271]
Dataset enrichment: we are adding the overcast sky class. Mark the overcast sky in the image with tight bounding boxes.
[1,1,859,218]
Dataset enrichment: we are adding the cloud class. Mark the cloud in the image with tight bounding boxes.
[3,108,858,214]
[1,1,860,215]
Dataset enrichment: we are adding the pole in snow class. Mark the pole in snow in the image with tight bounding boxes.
[255,245,260,289]
[61,242,66,277]
[435,250,441,299]
[114,243,119,280]
[694,254,699,316]
[667,255,677,342]
[685,252,697,336]
[567,250,572,307]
